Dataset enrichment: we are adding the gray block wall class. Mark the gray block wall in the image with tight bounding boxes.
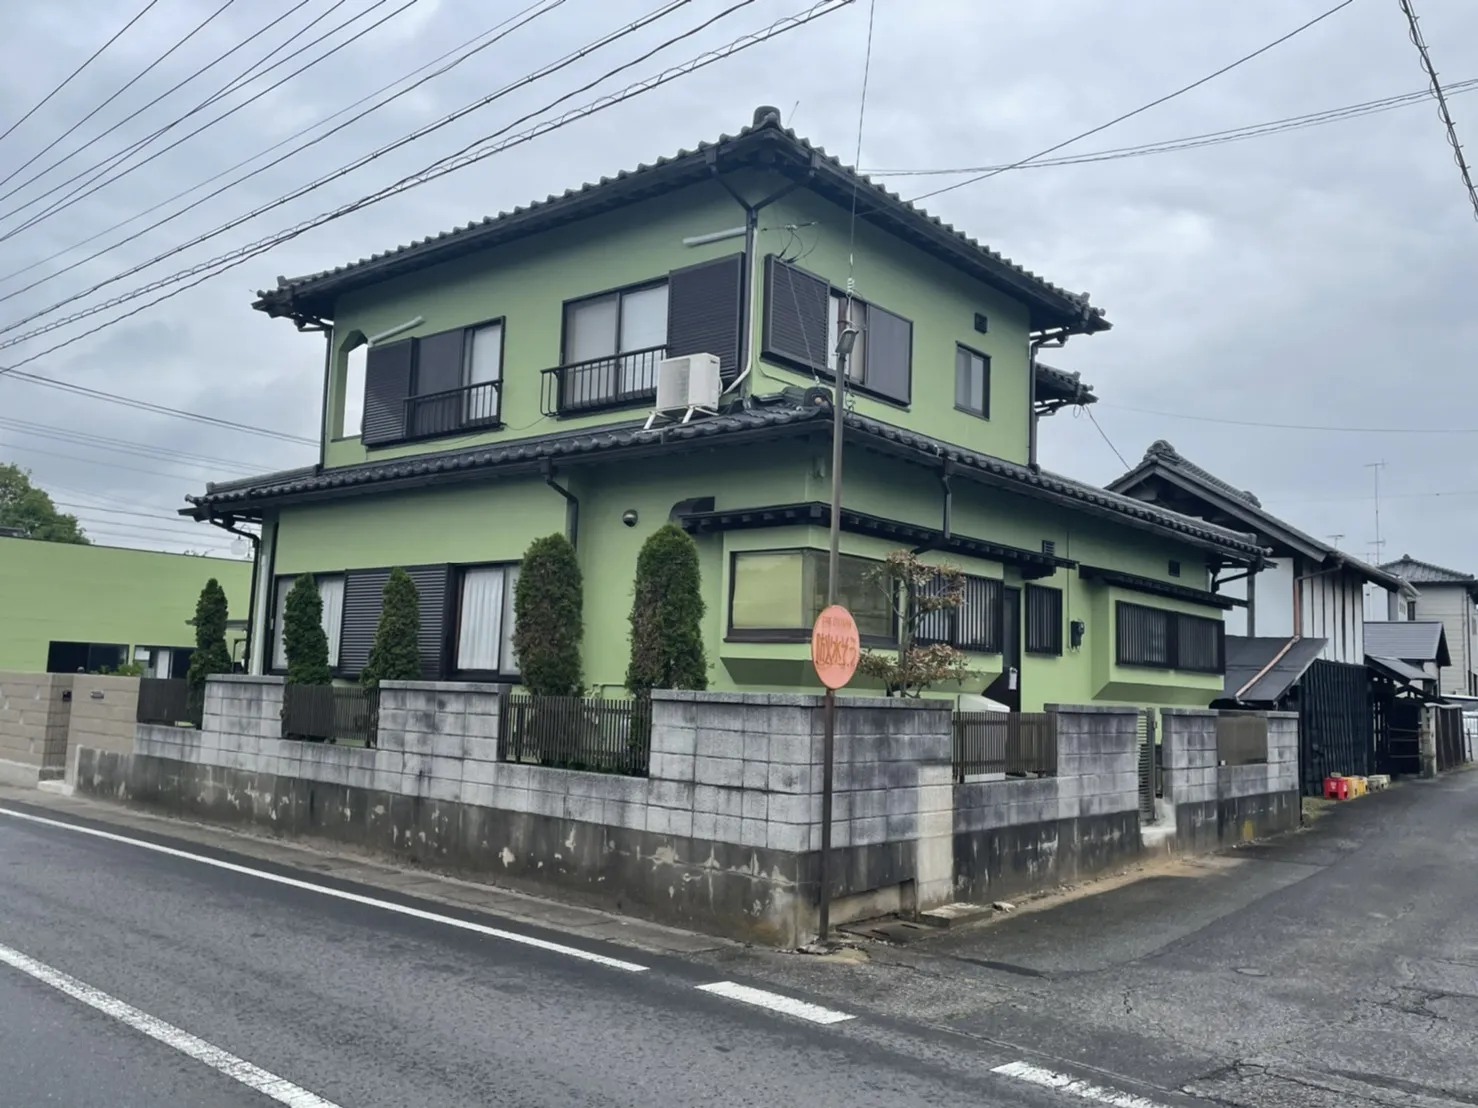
[1162,709,1300,852]
[76,679,952,947]
[952,705,1143,903]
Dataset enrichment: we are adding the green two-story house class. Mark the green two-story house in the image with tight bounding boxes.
[185,107,1263,711]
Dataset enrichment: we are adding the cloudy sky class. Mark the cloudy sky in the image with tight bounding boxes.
[0,0,1475,568]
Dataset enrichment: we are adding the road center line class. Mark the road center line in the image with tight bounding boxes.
[0,941,342,1108]
[696,981,855,1024]
[992,1061,1173,1108]
[0,806,648,974]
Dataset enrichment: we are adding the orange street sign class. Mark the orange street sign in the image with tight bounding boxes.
[811,604,860,690]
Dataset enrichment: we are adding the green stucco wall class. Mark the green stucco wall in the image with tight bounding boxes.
[0,538,252,673]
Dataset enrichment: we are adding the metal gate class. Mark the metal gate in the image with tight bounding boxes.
[1383,699,1422,778]
[1436,706,1465,772]
[1297,660,1372,796]
[1137,709,1157,823]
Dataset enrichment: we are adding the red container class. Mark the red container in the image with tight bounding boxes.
[1324,776,1350,801]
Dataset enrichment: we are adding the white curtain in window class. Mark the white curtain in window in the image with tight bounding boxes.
[464,323,502,422]
[272,577,294,670]
[500,566,520,674]
[619,285,667,393]
[566,295,618,362]
[458,567,505,672]
[318,576,345,668]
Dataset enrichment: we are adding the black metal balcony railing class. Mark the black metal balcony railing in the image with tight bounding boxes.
[540,346,665,416]
[404,380,501,439]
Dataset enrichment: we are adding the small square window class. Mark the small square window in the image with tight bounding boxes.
[1168,560,1182,578]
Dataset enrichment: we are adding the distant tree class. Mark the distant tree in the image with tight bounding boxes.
[0,464,88,543]
[361,567,421,687]
[856,550,975,697]
[186,578,232,713]
[283,574,332,685]
[513,534,584,696]
[626,524,707,696]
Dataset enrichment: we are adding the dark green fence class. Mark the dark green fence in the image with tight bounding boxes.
[499,694,651,776]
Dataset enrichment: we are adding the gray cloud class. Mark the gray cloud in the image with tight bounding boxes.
[0,0,1475,568]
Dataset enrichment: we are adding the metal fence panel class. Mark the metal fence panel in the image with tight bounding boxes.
[952,711,1057,782]
[1216,712,1268,766]
[136,678,202,728]
[282,685,380,746]
[499,694,651,777]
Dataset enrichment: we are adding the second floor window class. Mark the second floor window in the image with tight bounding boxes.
[561,282,668,410]
[955,345,990,418]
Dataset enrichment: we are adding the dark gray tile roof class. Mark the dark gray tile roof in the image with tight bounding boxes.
[1223,635,1328,703]
[1138,440,1261,507]
[252,107,1108,334]
[185,401,1262,559]
[1035,362,1096,406]
[1364,621,1450,665]
[1367,654,1429,684]
[1380,554,1476,584]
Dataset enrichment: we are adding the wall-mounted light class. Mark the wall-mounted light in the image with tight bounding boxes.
[1070,619,1086,650]
[621,509,639,528]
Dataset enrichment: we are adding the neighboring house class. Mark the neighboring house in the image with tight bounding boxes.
[1378,555,1478,697]
[1363,620,1450,696]
[185,107,1263,712]
[0,534,251,674]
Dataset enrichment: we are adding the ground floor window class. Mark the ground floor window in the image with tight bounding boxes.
[46,641,127,674]
[454,563,520,676]
[1116,601,1223,673]
[271,574,346,671]
[728,550,896,642]
[917,572,1003,653]
[133,645,194,680]
[1024,585,1063,655]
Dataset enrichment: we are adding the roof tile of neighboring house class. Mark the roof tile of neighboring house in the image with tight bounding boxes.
[251,107,1108,333]
[1035,363,1096,406]
[1379,554,1477,584]
[1107,440,1409,594]
[1363,621,1451,666]
[185,401,1261,558]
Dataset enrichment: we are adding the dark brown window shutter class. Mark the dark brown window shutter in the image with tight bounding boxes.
[667,254,743,382]
[361,339,415,445]
[864,305,913,405]
[762,256,829,373]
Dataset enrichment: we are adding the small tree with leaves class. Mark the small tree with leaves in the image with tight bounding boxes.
[361,567,421,687]
[513,534,583,696]
[0,464,88,543]
[186,578,233,717]
[283,574,332,685]
[857,550,974,697]
[626,524,707,696]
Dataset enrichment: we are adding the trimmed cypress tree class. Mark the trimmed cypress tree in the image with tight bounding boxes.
[626,524,707,696]
[361,567,421,687]
[186,578,232,713]
[283,574,332,685]
[513,534,583,696]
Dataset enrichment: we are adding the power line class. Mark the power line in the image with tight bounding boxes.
[1083,407,1129,469]
[0,0,415,244]
[0,0,851,367]
[0,416,262,472]
[1099,401,1478,435]
[53,499,229,527]
[907,0,1356,205]
[0,0,164,146]
[0,0,562,292]
[0,0,694,341]
[865,78,1478,177]
[0,0,239,199]
[843,0,877,297]
[1396,0,1478,222]
[0,0,565,305]
[0,438,244,483]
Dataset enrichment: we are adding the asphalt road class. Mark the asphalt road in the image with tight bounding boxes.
[0,800,1131,1108]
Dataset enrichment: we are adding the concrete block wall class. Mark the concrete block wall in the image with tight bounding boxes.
[952,706,1143,902]
[76,680,952,946]
[1162,709,1301,852]
[67,676,140,758]
[0,672,72,783]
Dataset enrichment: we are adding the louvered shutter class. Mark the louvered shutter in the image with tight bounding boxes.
[667,254,744,382]
[762,256,829,372]
[360,340,415,446]
[338,564,453,679]
[864,305,913,405]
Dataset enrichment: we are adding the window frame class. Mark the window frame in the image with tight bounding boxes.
[954,343,991,419]
[560,278,669,365]
[45,641,128,675]
[554,278,670,416]
[725,548,898,646]
[133,644,196,680]
[1115,600,1224,674]
[401,315,508,442]
[1024,584,1064,656]
[915,572,1004,654]
[449,562,522,681]
[268,573,347,676]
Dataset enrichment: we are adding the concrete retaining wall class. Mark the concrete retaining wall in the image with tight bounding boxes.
[1163,709,1300,851]
[0,672,73,783]
[952,706,1143,902]
[66,676,139,759]
[75,678,952,947]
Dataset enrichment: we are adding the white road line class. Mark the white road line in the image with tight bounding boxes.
[992,1061,1174,1108]
[0,941,341,1108]
[0,806,648,974]
[696,981,855,1024]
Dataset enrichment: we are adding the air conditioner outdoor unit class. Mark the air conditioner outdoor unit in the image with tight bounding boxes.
[650,353,721,427]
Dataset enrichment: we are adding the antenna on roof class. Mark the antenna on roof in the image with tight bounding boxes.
[1365,459,1387,565]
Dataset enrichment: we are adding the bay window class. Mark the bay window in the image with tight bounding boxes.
[728,550,895,642]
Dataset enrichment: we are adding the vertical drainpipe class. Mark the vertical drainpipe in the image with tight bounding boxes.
[1027,339,1041,471]
[317,327,332,473]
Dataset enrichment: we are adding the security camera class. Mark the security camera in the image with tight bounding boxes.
[621,509,639,527]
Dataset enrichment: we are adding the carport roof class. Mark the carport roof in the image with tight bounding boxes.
[1223,635,1328,704]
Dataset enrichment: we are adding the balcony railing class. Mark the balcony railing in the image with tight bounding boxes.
[540,346,665,416]
[404,380,501,439]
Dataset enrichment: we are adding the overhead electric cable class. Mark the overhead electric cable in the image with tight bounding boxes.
[1396,0,1478,221]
